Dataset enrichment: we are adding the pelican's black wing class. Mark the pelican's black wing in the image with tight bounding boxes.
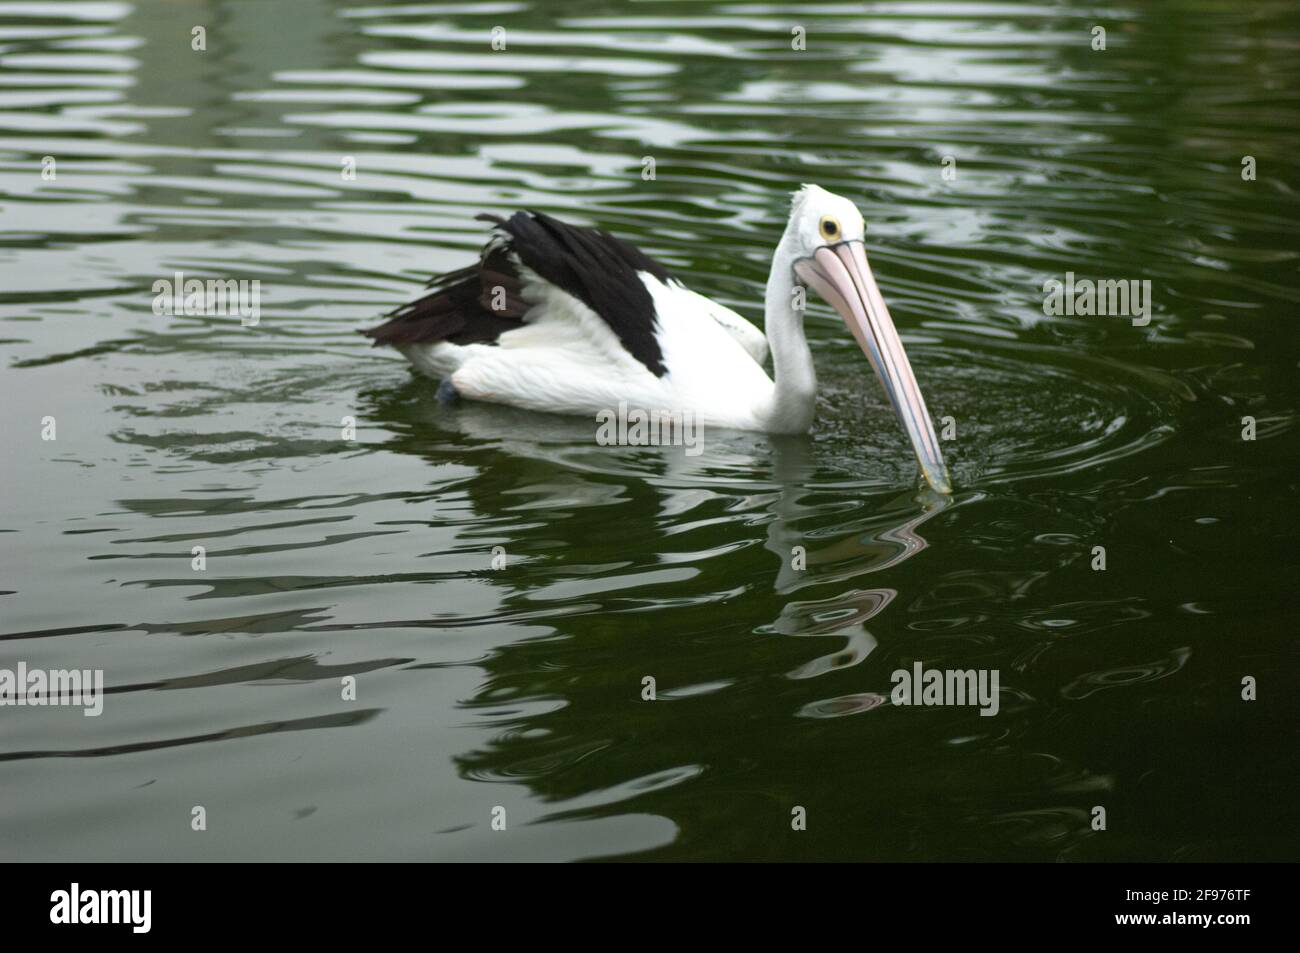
[362,211,674,376]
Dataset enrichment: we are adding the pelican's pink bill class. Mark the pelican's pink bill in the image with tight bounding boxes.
[794,242,952,494]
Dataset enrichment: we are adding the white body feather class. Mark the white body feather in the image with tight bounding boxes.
[399,270,779,431]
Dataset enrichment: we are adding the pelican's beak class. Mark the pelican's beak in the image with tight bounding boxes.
[795,241,951,494]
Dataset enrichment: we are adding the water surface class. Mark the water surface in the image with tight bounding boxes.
[2,0,1298,861]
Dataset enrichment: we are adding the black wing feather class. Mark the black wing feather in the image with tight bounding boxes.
[361,246,526,348]
[362,211,672,377]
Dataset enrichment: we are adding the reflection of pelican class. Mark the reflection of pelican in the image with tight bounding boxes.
[764,436,952,593]
[761,436,953,684]
[363,185,950,492]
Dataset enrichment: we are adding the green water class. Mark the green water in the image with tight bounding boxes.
[1,0,1297,861]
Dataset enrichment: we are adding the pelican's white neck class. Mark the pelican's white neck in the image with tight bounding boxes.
[761,236,817,434]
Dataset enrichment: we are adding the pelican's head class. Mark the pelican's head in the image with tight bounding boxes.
[786,184,951,494]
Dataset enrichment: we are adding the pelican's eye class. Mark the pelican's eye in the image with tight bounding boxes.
[818,215,841,241]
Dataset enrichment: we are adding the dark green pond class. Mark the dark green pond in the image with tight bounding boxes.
[2,0,1297,861]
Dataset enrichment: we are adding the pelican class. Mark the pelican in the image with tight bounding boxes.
[363,184,951,493]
